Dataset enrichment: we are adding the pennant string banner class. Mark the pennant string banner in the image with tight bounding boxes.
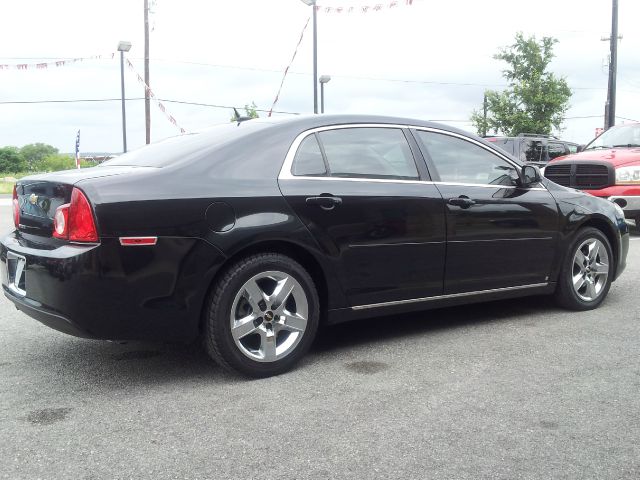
[126,59,187,134]
[315,0,413,14]
[268,16,310,117]
[0,54,114,71]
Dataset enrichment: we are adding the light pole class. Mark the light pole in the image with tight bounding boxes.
[300,0,318,114]
[117,41,132,153]
[319,75,331,114]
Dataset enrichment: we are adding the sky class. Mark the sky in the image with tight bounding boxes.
[1,0,639,154]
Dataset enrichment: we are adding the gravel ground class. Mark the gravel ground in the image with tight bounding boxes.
[0,207,639,480]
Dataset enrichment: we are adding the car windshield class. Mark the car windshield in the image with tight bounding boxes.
[584,124,640,150]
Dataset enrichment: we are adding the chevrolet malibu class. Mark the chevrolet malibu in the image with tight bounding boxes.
[2,115,629,377]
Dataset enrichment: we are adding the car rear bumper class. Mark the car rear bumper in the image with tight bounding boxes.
[4,288,96,338]
[0,231,226,342]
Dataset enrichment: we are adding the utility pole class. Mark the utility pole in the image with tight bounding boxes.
[482,93,488,137]
[144,0,151,144]
[603,0,619,130]
[312,3,318,114]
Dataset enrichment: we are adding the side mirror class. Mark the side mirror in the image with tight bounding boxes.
[520,165,541,187]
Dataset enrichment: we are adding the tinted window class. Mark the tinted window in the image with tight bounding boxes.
[317,128,419,180]
[521,140,546,163]
[102,122,270,167]
[292,134,326,176]
[488,138,515,155]
[417,131,517,186]
[548,142,568,160]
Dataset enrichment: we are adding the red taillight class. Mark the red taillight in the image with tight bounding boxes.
[12,184,19,228]
[52,188,98,242]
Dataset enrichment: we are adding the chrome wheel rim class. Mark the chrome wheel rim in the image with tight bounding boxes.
[571,238,609,302]
[230,270,308,362]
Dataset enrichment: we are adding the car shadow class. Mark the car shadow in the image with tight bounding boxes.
[29,294,559,387]
[313,294,559,354]
[21,297,557,391]
[30,334,243,388]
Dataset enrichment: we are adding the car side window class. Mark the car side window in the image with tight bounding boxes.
[548,142,568,159]
[417,131,518,186]
[292,134,327,176]
[317,128,419,180]
[521,139,546,163]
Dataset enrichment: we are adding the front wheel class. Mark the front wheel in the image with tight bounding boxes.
[204,253,319,377]
[555,227,613,311]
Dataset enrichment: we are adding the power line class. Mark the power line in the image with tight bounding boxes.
[0,54,629,92]
[3,53,637,93]
[159,99,300,115]
[0,98,144,104]
[0,97,635,122]
[0,97,301,115]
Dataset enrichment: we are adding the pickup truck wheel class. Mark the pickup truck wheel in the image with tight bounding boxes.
[555,227,613,311]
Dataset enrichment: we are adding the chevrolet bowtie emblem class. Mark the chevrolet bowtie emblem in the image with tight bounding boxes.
[29,193,38,205]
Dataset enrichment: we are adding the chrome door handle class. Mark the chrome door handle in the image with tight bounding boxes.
[447,196,476,208]
[305,195,342,210]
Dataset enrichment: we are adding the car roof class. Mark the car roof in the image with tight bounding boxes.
[241,113,472,136]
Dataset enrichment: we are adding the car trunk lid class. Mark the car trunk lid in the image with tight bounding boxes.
[15,166,153,237]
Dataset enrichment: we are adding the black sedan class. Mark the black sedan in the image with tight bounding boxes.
[2,115,629,377]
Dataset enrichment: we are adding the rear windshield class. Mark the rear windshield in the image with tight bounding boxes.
[101,121,270,167]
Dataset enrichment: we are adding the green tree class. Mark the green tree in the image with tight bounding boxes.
[230,102,260,122]
[20,143,58,171]
[471,33,572,136]
[0,147,27,173]
[38,154,75,172]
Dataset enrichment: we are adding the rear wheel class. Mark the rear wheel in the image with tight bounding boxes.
[555,227,613,310]
[204,253,319,377]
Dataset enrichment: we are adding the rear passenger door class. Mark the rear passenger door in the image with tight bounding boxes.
[278,125,446,307]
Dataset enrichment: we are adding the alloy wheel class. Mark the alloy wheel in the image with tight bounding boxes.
[230,270,309,362]
[571,238,609,302]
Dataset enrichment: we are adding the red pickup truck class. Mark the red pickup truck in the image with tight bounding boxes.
[544,123,640,226]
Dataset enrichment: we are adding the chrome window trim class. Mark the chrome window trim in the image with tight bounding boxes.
[277,175,430,186]
[411,126,521,168]
[351,282,549,311]
[412,127,549,191]
[278,123,548,191]
[279,123,417,182]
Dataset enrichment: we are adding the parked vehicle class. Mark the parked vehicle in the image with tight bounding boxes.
[486,133,580,167]
[2,115,629,377]
[544,123,640,226]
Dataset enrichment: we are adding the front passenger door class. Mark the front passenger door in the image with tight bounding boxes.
[414,129,560,295]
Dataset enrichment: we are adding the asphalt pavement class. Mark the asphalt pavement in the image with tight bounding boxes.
[0,205,639,480]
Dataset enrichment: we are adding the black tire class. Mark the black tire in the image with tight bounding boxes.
[204,253,319,378]
[554,227,613,311]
